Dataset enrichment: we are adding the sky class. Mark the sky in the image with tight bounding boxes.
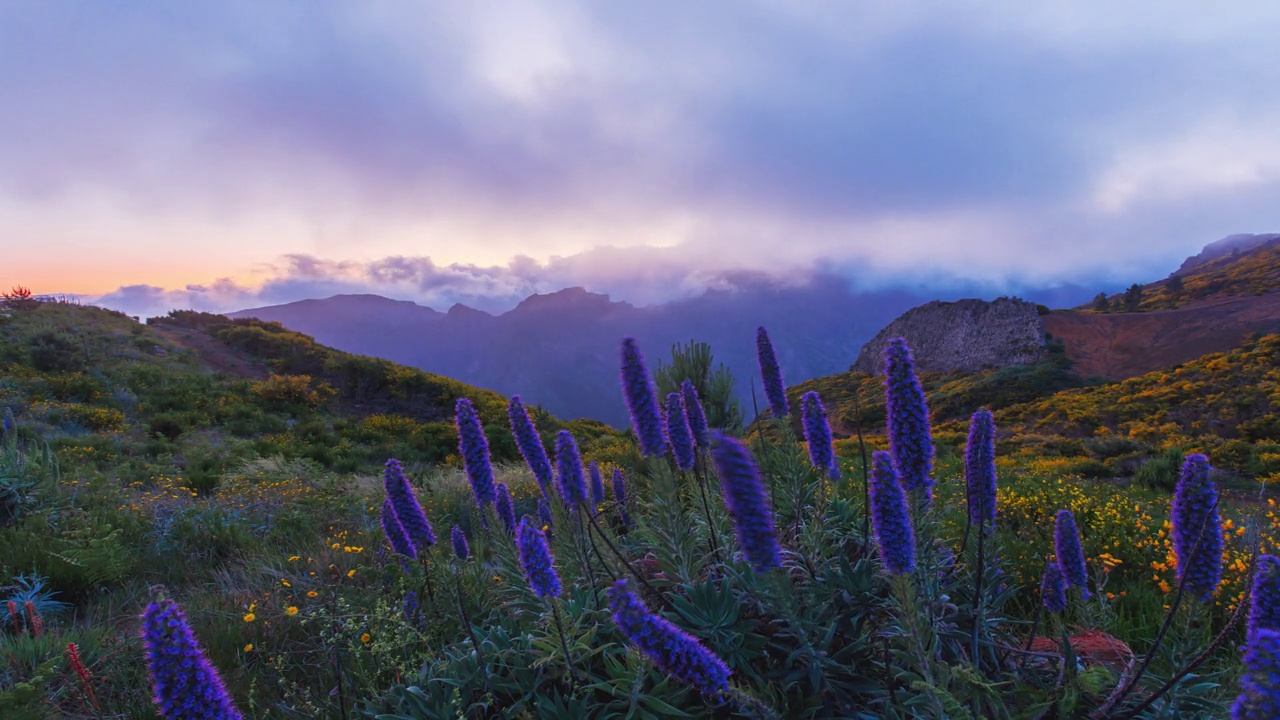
[4,1,1279,317]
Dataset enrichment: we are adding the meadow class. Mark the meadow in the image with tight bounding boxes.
[1,299,1278,718]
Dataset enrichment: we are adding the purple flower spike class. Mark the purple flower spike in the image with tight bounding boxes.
[1250,556,1280,641]
[495,482,517,533]
[756,327,789,418]
[380,498,417,560]
[883,338,934,507]
[589,461,606,507]
[451,525,470,561]
[869,451,916,575]
[456,398,496,508]
[665,392,696,471]
[537,497,554,530]
[620,338,666,457]
[383,459,436,552]
[142,597,244,720]
[515,516,561,598]
[612,467,632,528]
[555,430,588,509]
[1233,628,1280,719]
[801,391,838,479]
[711,433,781,572]
[1041,559,1066,613]
[965,408,997,530]
[1172,454,1222,602]
[608,579,731,696]
[1054,509,1089,597]
[681,380,711,449]
[508,396,554,496]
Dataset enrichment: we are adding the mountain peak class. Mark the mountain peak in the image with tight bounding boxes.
[1175,233,1280,276]
[511,287,625,313]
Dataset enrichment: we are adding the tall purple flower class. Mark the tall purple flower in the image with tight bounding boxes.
[515,516,561,598]
[711,433,781,572]
[612,467,632,528]
[1249,556,1280,641]
[965,408,997,529]
[383,459,436,552]
[681,379,711,449]
[1054,509,1089,596]
[800,391,838,478]
[1172,454,1222,602]
[555,430,588,509]
[608,579,731,696]
[620,338,666,457]
[537,497,554,531]
[883,338,934,507]
[508,395,554,496]
[869,451,916,575]
[142,597,244,720]
[665,392,696,471]
[494,482,517,533]
[380,498,418,560]
[1233,628,1280,719]
[1041,559,1067,613]
[451,525,470,561]
[588,461,606,508]
[756,327,789,418]
[456,399,496,508]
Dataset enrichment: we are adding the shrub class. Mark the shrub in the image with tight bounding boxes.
[1135,447,1186,491]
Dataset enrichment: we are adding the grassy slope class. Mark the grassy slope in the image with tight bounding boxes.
[0,304,623,483]
[1088,238,1280,311]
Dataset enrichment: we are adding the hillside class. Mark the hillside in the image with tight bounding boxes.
[0,302,620,483]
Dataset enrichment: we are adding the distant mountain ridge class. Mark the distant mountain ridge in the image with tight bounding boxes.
[230,277,1092,426]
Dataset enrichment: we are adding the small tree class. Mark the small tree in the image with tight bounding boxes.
[1092,292,1110,312]
[654,339,742,432]
[1,286,39,311]
[1123,283,1144,311]
[1167,275,1184,295]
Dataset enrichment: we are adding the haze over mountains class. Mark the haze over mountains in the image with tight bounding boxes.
[228,234,1278,426]
[230,273,1092,425]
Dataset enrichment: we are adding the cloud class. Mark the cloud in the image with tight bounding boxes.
[4,1,1279,302]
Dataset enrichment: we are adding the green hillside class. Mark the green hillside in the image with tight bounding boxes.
[0,303,620,485]
[1089,238,1280,312]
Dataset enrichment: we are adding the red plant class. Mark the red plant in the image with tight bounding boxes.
[66,642,101,711]
[23,601,42,638]
[6,600,18,633]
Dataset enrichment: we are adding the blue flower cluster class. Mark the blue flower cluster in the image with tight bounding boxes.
[555,430,588,509]
[516,516,562,598]
[1172,453,1222,602]
[711,433,781,572]
[883,338,934,506]
[451,524,470,561]
[607,579,731,696]
[1040,559,1066,614]
[1250,555,1280,641]
[869,451,916,575]
[665,391,696,471]
[495,482,517,533]
[455,398,496,508]
[800,391,837,478]
[380,498,417,560]
[142,597,244,720]
[680,380,710,449]
[1053,509,1088,597]
[1233,628,1280,720]
[383,459,436,551]
[965,408,997,529]
[620,338,667,457]
[508,395,554,496]
[755,327,789,418]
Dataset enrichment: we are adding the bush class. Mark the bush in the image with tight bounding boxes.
[1135,447,1186,491]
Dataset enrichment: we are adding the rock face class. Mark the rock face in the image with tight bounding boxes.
[852,298,1048,374]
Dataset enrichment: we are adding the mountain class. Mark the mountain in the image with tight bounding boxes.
[230,277,1094,426]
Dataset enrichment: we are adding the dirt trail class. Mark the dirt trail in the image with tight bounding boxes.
[1043,294,1280,379]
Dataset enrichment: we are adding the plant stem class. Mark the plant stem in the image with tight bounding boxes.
[550,600,577,693]
[581,502,676,613]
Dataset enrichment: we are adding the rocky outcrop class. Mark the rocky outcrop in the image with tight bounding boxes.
[852,297,1048,374]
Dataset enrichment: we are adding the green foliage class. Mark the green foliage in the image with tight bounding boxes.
[1134,448,1186,491]
[654,339,742,432]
